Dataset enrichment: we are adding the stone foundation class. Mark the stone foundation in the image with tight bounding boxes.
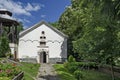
[19,58,37,63]
[19,58,67,64]
[49,58,67,63]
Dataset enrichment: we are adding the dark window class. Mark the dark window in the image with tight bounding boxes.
[40,36,42,39]
[42,31,45,34]
[40,41,46,46]
[43,36,46,39]
[40,36,46,39]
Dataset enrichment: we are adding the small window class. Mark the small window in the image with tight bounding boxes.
[42,31,45,34]
[40,36,42,39]
[40,36,46,39]
[43,36,46,39]
[40,41,46,46]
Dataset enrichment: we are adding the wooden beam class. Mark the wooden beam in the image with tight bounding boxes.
[0,22,3,36]
[12,24,14,43]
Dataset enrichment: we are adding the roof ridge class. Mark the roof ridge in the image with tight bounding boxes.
[19,21,68,38]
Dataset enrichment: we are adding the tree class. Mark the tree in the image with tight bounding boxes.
[58,2,83,57]
[16,22,24,43]
[17,22,24,34]
[0,35,10,57]
[72,0,120,80]
[0,22,24,57]
[58,0,120,80]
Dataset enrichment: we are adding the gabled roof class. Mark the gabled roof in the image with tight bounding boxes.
[19,21,68,38]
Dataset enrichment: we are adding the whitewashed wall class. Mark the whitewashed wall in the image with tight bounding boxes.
[18,24,67,63]
[9,43,17,55]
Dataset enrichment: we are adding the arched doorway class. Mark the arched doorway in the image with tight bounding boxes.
[40,51,47,63]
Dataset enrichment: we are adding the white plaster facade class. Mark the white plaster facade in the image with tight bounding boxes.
[18,21,67,63]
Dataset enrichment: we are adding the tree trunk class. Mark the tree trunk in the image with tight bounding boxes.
[111,61,115,80]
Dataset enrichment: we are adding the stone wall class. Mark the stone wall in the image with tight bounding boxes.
[49,58,67,63]
[19,58,67,64]
[19,58,37,63]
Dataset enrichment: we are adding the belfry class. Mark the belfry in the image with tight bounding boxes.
[0,9,19,59]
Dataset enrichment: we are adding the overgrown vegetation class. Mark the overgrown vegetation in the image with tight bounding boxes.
[54,64,76,80]
[57,0,120,63]
[0,58,40,80]
[0,63,21,80]
[52,0,120,80]
[54,64,120,80]
[20,62,40,80]
[0,22,23,58]
[54,56,120,80]
[0,35,10,57]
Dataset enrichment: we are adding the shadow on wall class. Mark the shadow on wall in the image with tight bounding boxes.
[19,57,37,63]
[60,38,67,62]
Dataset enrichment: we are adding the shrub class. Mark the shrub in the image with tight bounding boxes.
[68,55,76,63]
[64,55,78,73]
[68,62,78,73]
[75,62,98,70]
[5,53,13,58]
[0,36,10,57]
[74,70,83,80]
[0,63,21,79]
[0,77,10,80]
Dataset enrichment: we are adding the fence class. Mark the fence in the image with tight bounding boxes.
[12,71,24,80]
[98,66,120,78]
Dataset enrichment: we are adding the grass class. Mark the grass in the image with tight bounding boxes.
[0,58,40,80]
[54,64,76,80]
[54,64,120,80]
[20,62,40,80]
[81,70,120,80]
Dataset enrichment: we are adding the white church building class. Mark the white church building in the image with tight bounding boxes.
[18,21,67,63]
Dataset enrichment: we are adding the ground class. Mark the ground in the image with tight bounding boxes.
[36,64,60,80]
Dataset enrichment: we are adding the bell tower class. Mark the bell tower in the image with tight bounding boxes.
[0,9,19,60]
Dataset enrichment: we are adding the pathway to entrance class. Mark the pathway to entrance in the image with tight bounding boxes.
[36,64,60,80]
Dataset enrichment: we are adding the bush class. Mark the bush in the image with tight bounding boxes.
[0,36,10,57]
[68,63,78,73]
[0,77,10,80]
[64,55,98,74]
[68,55,76,63]
[64,61,98,73]
[74,70,83,80]
[0,63,21,79]
[75,62,98,69]
[64,55,78,73]
[5,53,13,58]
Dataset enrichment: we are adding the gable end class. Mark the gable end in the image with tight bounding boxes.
[19,21,68,38]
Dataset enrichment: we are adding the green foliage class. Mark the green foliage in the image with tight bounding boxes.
[64,56,78,73]
[0,63,21,79]
[54,64,76,80]
[20,62,40,80]
[76,62,98,69]
[68,55,76,62]
[0,77,10,80]
[17,22,24,32]
[58,1,120,79]
[74,70,83,80]
[82,70,120,80]
[0,36,10,57]
[64,62,78,73]
[5,53,13,58]
[64,56,97,74]
[54,64,120,80]
[50,21,60,29]
[58,0,120,66]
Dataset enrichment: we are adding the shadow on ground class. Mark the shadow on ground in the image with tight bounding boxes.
[38,75,60,80]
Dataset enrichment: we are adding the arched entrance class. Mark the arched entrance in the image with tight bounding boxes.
[40,51,47,63]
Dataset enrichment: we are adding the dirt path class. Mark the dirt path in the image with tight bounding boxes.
[36,64,60,80]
